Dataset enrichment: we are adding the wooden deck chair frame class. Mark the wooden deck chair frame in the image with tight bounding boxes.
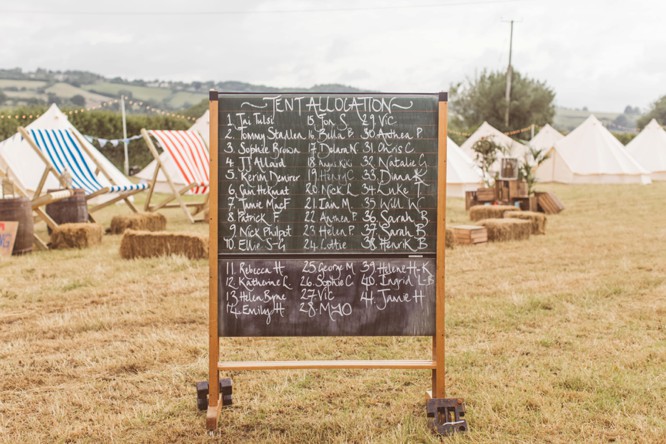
[1,165,74,250]
[140,129,209,224]
[17,127,146,217]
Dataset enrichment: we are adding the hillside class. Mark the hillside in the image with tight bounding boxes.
[554,106,639,133]
[0,68,641,134]
[0,68,362,111]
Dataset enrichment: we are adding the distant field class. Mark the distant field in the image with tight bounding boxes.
[166,90,206,108]
[554,107,637,132]
[45,83,113,106]
[1,184,664,442]
[0,79,47,90]
[82,81,173,103]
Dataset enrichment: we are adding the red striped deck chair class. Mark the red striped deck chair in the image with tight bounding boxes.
[140,129,210,223]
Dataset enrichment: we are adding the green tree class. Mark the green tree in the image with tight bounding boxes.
[71,94,86,107]
[450,69,555,133]
[637,95,666,129]
[471,137,507,186]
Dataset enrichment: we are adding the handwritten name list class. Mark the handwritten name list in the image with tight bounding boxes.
[218,94,439,254]
[219,258,435,336]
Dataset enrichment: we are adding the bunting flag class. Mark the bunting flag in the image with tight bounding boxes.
[83,133,144,148]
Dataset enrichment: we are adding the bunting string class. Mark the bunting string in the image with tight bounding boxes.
[0,96,196,122]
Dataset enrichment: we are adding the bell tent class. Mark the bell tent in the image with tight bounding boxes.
[535,115,651,184]
[625,119,666,181]
[446,137,483,197]
[459,121,528,172]
[529,124,564,152]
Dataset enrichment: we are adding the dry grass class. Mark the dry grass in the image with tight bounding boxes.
[119,229,208,260]
[109,212,167,235]
[469,205,519,221]
[1,186,665,443]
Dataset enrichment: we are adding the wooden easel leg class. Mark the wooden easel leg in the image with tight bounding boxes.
[206,395,222,431]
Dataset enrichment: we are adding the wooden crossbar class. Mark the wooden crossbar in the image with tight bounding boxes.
[218,360,437,371]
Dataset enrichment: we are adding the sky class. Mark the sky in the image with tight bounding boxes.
[1,0,664,112]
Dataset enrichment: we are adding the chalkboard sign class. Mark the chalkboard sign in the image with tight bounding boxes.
[214,92,441,337]
[217,94,438,254]
[205,91,452,429]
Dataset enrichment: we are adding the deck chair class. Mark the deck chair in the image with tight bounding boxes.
[17,127,148,216]
[1,166,74,250]
[140,129,209,223]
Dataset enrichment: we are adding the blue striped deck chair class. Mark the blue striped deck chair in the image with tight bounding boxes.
[17,127,149,215]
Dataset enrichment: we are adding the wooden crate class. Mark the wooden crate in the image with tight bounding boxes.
[536,192,565,214]
[509,180,528,198]
[450,225,488,245]
[476,187,496,202]
[465,191,478,210]
[513,196,538,212]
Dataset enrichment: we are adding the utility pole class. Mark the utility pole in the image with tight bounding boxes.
[504,19,515,129]
[120,96,129,175]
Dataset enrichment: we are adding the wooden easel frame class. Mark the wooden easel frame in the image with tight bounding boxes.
[140,129,209,224]
[207,91,450,430]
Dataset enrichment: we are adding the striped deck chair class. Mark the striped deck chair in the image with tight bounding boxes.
[140,129,210,223]
[17,127,148,216]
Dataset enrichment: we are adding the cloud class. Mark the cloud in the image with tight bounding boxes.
[1,0,665,111]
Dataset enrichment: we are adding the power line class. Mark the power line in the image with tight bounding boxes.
[1,0,530,16]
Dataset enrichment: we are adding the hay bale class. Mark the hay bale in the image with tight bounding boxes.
[476,218,531,242]
[120,230,208,260]
[504,211,547,235]
[50,223,103,249]
[446,228,454,249]
[469,205,520,221]
[109,212,166,234]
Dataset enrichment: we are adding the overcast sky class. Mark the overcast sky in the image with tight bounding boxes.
[1,0,664,112]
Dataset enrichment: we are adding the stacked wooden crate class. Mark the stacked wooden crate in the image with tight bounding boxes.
[535,192,565,214]
[450,225,488,245]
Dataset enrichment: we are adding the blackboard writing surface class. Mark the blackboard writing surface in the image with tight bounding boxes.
[219,258,436,336]
[217,93,439,255]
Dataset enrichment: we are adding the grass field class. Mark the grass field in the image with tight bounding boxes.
[1,184,664,443]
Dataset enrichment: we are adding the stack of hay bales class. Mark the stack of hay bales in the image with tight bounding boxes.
[50,223,103,249]
[475,218,531,242]
[469,205,519,221]
[120,230,208,260]
[109,213,166,234]
[504,211,547,235]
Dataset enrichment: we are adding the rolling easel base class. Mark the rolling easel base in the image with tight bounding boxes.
[426,397,468,436]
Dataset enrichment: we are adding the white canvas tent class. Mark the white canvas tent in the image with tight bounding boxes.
[447,137,483,197]
[536,115,651,184]
[135,110,209,193]
[0,104,139,203]
[625,119,666,181]
[459,121,529,172]
[529,124,564,152]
